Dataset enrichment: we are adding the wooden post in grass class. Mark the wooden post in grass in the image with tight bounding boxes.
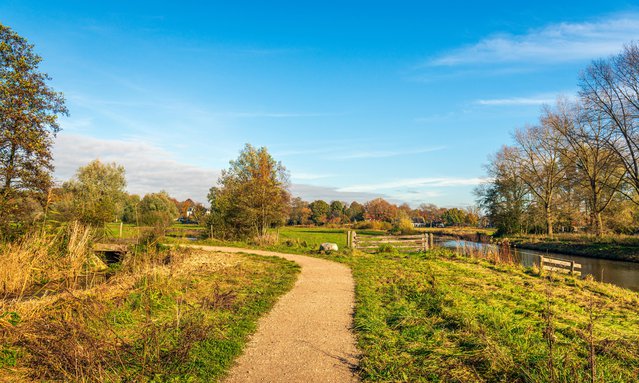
[422,233,428,251]
[570,260,575,276]
[429,233,434,249]
[119,221,123,238]
[539,255,545,272]
[346,231,352,248]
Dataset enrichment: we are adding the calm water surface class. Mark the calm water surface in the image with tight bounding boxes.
[437,239,639,292]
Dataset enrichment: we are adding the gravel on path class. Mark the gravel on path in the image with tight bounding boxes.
[190,246,360,383]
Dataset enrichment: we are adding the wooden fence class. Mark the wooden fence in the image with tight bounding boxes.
[539,255,582,275]
[347,231,435,252]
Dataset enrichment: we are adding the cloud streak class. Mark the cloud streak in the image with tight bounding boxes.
[332,147,446,160]
[428,13,639,66]
[474,96,555,106]
[338,177,485,193]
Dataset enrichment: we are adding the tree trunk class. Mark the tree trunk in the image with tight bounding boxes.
[546,205,554,238]
[595,212,603,237]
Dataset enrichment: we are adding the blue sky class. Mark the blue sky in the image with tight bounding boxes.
[2,1,638,206]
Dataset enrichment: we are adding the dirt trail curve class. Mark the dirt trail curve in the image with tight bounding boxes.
[189,245,360,383]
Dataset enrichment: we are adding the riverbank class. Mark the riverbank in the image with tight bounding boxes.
[507,235,639,263]
[421,226,639,263]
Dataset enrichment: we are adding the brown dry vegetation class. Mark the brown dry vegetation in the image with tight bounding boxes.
[0,228,299,382]
[0,222,99,299]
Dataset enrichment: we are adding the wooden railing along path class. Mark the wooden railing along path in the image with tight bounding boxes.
[347,231,435,252]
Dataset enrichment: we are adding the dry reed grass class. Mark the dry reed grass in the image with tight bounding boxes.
[251,232,279,246]
[0,222,96,299]
[454,240,516,265]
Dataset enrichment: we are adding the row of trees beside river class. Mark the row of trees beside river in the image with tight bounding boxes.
[477,42,639,237]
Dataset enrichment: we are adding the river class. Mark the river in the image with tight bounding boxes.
[437,238,639,292]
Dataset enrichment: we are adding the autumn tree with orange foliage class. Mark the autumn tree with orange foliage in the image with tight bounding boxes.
[207,144,290,239]
[364,198,398,222]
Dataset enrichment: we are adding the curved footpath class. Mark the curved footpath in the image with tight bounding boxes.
[189,246,360,383]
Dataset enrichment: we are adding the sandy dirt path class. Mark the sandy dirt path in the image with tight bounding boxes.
[189,246,360,383]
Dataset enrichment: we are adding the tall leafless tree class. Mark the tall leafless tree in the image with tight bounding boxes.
[548,100,625,236]
[514,119,566,237]
[579,42,639,204]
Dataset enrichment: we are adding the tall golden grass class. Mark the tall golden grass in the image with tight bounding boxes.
[454,240,516,265]
[0,222,95,299]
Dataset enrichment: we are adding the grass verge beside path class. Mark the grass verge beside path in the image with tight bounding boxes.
[0,248,299,382]
[349,250,639,382]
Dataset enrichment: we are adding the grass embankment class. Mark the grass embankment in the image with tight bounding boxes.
[506,234,639,263]
[420,226,496,239]
[0,230,299,382]
[340,250,639,382]
[420,226,639,263]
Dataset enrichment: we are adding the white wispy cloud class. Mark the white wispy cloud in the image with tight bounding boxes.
[338,177,485,193]
[333,147,446,160]
[474,90,577,107]
[428,13,639,66]
[53,134,220,203]
[475,97,553,106]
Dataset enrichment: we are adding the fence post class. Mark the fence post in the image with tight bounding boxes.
[119,221,123,238]
[347,231,352,248]
[570,260,575,275]
[352,231,357,249]
[429,233,434,249]
[422,233,428,251]
[539,256,545,272]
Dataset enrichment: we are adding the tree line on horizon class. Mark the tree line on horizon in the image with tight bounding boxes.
[477,42,639,237]
[287,197,480,229]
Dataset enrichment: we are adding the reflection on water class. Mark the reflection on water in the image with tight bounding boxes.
[437,239,639,292]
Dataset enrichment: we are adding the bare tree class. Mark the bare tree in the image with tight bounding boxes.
[579,42,639,204]
[514,119,566,237]
[548,100,625,236]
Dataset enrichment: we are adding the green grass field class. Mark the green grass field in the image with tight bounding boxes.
[349,251,639,382]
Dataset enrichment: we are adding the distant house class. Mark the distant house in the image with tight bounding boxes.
[412,217,427,228]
